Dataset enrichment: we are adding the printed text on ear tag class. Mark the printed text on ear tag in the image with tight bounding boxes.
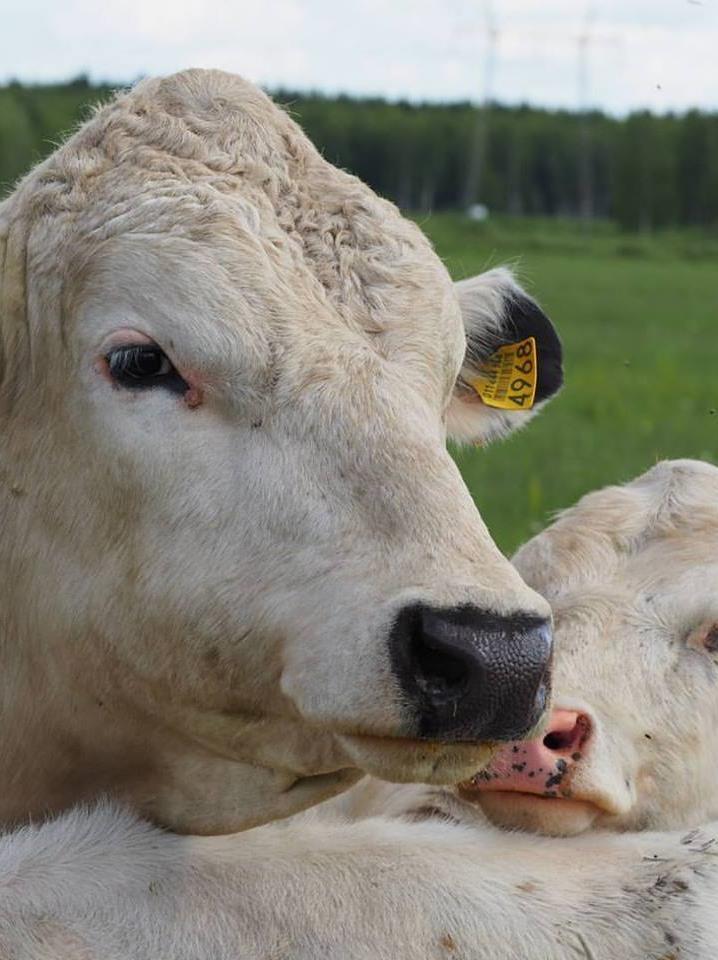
[469,336,538,410]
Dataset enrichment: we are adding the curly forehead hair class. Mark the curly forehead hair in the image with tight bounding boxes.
[0,69,457,410]
[2,69,446,309]
[513,459,718,600]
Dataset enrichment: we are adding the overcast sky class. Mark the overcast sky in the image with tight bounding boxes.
[1,0,716,114]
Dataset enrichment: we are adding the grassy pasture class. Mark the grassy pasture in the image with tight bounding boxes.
[422,214,718,555]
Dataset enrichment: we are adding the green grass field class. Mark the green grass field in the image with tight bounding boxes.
[421,214,718,555]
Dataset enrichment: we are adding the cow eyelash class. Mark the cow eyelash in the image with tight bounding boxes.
[105,344,188,394]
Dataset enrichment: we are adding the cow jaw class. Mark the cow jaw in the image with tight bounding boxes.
[338,736,496,787]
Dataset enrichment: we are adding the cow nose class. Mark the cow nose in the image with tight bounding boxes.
[458,708,593,799]
[390,604,552,742]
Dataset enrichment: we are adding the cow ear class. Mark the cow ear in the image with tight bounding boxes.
[447,267,563,445]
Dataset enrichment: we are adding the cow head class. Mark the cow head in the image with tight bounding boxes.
[460,460,718,836]
[0,70,562,833]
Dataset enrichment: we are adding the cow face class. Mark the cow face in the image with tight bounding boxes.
[461,460,718,836]
[0,70,562,833]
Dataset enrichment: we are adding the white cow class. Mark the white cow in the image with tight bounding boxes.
[1,461,717,959]
[0,69,564,836]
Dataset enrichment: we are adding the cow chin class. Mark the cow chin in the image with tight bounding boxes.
[338,734,497,786]
[471,791,603,837]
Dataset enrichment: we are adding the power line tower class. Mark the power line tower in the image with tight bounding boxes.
[462,0,499,210]
[577,2,595,225]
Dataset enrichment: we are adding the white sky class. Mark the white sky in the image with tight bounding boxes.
[1,0,716,114]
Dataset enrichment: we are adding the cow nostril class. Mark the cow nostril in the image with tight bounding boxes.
[411,634,468,693]
[409,613,468,696]
[543,730,573,751]
[542,712,591,754]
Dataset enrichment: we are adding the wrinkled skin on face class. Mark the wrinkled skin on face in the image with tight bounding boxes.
[343,460,718,837]
[0,70,562,833]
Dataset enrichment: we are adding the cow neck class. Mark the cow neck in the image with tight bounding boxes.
[0,623,158,829]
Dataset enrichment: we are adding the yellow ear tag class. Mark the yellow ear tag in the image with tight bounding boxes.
[468,336,538,411]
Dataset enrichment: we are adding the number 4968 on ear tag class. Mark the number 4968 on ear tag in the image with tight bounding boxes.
[468,336,538,411]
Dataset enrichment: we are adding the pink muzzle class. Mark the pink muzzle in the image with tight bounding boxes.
[462,709,592,799]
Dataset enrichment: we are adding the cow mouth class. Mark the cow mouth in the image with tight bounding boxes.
[338,732,496,785]
[456,785,611,836]
[471,791,604,837]
[459,784,605,813]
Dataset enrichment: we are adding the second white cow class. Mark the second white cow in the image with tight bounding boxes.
[372,457,718,838]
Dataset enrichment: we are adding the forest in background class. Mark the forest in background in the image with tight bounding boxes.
[1,75,718,232]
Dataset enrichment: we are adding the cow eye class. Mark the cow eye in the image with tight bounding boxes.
[704,626,718,654]
[685,621,718,657]
[105,344,188,394]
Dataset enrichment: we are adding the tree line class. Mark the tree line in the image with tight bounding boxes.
[1,75,717,231]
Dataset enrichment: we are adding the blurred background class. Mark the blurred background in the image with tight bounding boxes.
[1,0,716,552]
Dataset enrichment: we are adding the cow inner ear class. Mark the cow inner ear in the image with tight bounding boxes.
[447,268,564,446]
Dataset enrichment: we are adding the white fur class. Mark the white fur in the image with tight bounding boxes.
[0,802,715,959]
